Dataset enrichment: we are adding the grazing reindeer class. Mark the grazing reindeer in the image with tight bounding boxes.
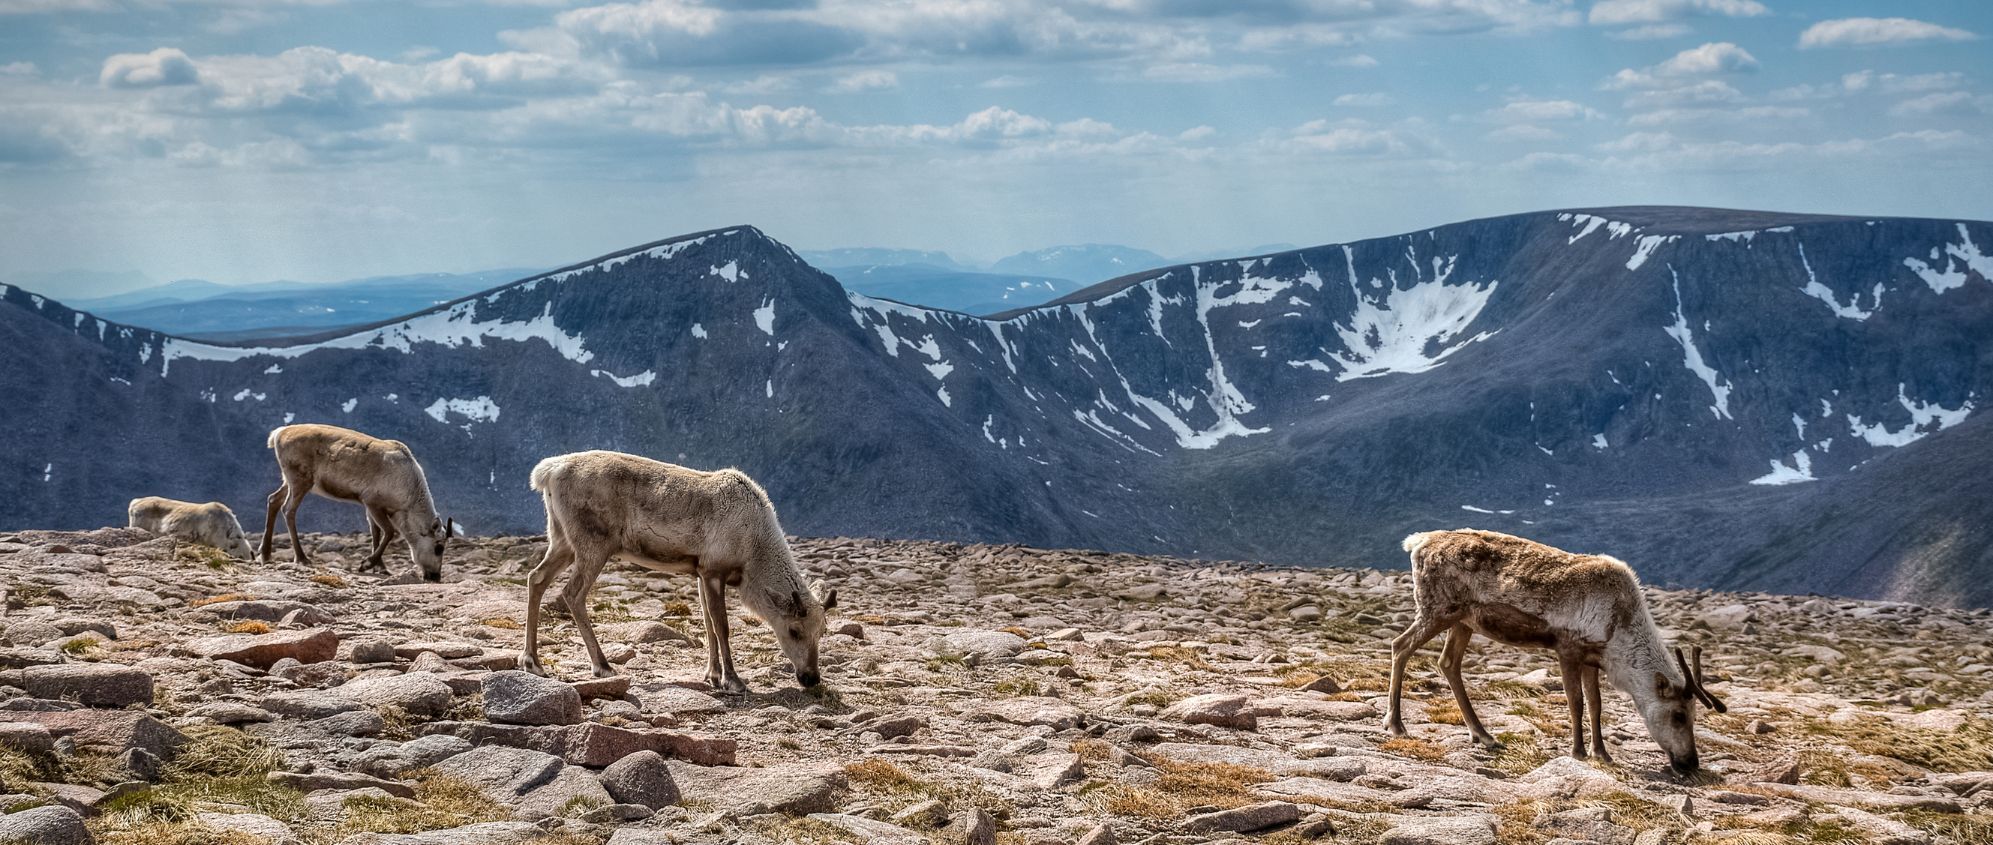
[1385,529,1725,775]
[522,451,835,692]
[259,424,453,581]
[128,497,255,560]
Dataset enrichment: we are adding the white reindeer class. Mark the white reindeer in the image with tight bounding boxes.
[522,451,835,692]
[258,424,453,581]
[1385,529,1725,775]
[128,497,254,560]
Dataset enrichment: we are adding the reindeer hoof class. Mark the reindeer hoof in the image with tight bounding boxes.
[1474,735,1505,750]
[1384,719,1408,737]
[591,666,619,679]
[519,657,546,677]
[1595,750,1614,764]
[715,677,748,694]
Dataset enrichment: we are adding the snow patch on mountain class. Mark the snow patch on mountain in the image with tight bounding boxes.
[425,396,500,425]
[1903,224,1992,294]
[159,299,594,375]
[1847,384,1973,447]
[1664,267,1733,420]
[1329,253,1497,381]
[1751,451,1815,485]
[1797,243,1876,320]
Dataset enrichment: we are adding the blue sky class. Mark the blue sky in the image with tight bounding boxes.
[1,0,1988,295]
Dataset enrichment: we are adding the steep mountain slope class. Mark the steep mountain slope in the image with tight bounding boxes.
[823,263,1077,316]
[3,209,1991,605]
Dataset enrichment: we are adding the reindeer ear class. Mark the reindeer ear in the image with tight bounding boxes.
[811,578,837,610]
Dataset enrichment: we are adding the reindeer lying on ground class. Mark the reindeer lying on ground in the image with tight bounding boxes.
[522,450,835,692]
[128,497,254,560]
[259,424,453,581]
[1385,529,1725,775]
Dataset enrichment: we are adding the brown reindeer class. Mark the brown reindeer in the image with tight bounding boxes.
[1385,529,1725,775]
[259,424,452,581]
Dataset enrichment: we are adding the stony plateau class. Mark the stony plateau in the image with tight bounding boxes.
[0,527,1988,844]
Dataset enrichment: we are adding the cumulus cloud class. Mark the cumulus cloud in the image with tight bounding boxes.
[1652,41,1757,75]
[1488,98,1602,122]
[100,48,199,88]
[1798,17,1977,49]
[1588,0,1766,26]
[1273,118,1426,157]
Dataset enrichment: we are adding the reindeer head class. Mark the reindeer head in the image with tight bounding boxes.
[411,516,453,582]
[1641,644,1727,776]
[770,579,838,688]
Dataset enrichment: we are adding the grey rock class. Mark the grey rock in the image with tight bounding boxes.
[665,760,844,816]
[599,750,680,809]
[5,664,152,708]
[354,735,475,778]
[332,674,455,719]
[1184,800,1301,833]
[0,805,91,845]
[1380,815,1499,845]
[1162,692,1257,730]
[481,671,582,726]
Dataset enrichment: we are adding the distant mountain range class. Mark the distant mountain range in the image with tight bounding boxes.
[63,270,541,342]
[4,207,1991,606]
[818,264,1080,316]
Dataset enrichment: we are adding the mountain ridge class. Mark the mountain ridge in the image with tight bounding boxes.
[5,207,1992,605]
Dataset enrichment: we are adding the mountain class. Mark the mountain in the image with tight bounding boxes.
[1172,243,1299,263]
[75,270,541,341]
[990,244,1168,284]
[798,248,962,271]
[823,263,1079,316]
[4,208,1992,606]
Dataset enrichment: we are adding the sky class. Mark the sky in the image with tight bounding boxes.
[1,0,1989,296]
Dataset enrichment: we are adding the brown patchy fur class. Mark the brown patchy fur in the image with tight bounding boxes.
[1386,529,1712,774]
[521,450,833,692]
[257,424,450,580]
[127,497,254,560]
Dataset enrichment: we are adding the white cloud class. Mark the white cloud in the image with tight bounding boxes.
[100,48,199,89]
[1842,70,1964,94]
[1485,123,1561,142]
[1608,23,1690,40]
[1625,104,1808,126]
[978,74,1033,89]
[1889,91,1989,117]
[1139,63,1275,83]
[828,69,897,93]
[1652,41,1757,75]
[1274,119,1425,157]
[1488,98,1601,122]
[1798,17,1978,49]
[1329,54,1379,68]
[1177,125,1216,141]
[1333,92,1392,107]
[1588,0,1765,25]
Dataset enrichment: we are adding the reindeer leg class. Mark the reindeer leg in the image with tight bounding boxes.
[282,481,311,567]
[1385,614,1453,737]
[1558,653,1587,759]
[1440,624,1501,748]
[520,533,575,677]
[560,549,615,679]
[260,484,286,564]
[1584,665,1613,763]
[701,574,746,693]
[363,506,391,572]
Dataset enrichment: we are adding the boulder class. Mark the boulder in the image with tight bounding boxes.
[1,710,184,759]
[665,761,844,816]
[354,735,475,779]
[1162,693,1258,730]
[804,814,926,845]
[3,664,152,708]
[480,672,581,726]
[1380,815,1498,845]
[1184,800,1301,833]
[332,674,455,719]
[185,629,339,669]
[415,721,735,767]
[599,751,680,809]
[0,805,91,845]
[937,631,1027,662]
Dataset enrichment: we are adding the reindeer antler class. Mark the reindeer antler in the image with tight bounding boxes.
[1674,645,1727,713]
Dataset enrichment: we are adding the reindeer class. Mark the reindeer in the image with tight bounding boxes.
[1384,529,1725,775]
[259,424,453,581]
[522,451,835,692]
[128,497,255,560]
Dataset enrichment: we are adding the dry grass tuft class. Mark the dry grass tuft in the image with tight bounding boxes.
[1087,756,1273,819]
[223,620,271,635]
[188,593,251,608]
[309,572,348,588]
[842,757,1006,817]
[1378,736,1448,762]
[992,676,1043,697]
[166,726,284,780]
[1139,645,1212,671]
[1799,713,1993,773]
[335,772,508,838]
[1426,700,1466,725]
[479,616,522,630]
[1486,732,1553,777]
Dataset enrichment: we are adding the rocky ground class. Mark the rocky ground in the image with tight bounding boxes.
[0,528,1990,845]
